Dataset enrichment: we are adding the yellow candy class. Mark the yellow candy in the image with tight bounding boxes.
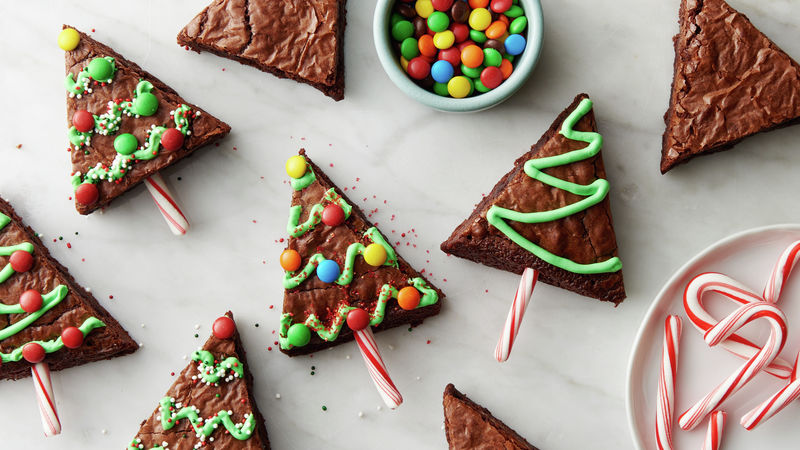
[448,76,471,98]
[285,155,307,179]
[469,8,492,31]
[415,0,434,18]
[433,30,455,50]
[58,28,80,51]
[400,56,409,71]
[363,244,387,267]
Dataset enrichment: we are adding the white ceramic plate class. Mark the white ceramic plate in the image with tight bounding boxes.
[626,225,800,449]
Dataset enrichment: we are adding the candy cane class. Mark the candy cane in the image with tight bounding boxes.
[144,173,190,236]
[655,315,681,450]
[494,268,538,363]
[740,351,800,430]
[683,272,792,379]
[763,240,800,303]
[679,302,787,430]
[347,309,402,408]
[701,411,726,450]
[31,363,61,437]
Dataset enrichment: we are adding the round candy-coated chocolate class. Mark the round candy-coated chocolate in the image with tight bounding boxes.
[280,249,302,272]
[133,92,158,116]
[346,308,370,331]
[72,110,94,133]
[474,78,490,93]
[87,57,113,81]
[483,48,503,67]
[490,0,512,13]
[509,16,527,34]
[469,29,488,44]
[500,58,514,78]
[485,20,507,39]
[415,0,434,18]
[432,30,455,49]
[416,74,435,90]
[363,243,388,267]
[469,0,489,7]
[480,66,504,89]
[114,133,138,156]
[483,39,505,53]
[400,37,420,60]
[504,34,526,55]
[447,76,472,98]
[504,4,524,18]
[432,0,454,11]
[61,327,84,349]
[160,128,184,151]
[19,290,43,313]
[418,34,437,57]
[469,8,492,31]
[58,28,80,51]
[433,82,450,96]
[427,11,450,33]
[397,286,422,310]
[438,47,461,67]
[75,183,99,206]
[460,44,484,68]
[406,56,431,80]
[287,323,311,347]
[450,1,470,23]
[392,20,414,42]
[451,23,469,43]
[212,316,236,339]
[431,60,454,83]
[285,155,307,178]
[413,17,428,38]
[321,203,346,226]
[460,63,482,79]
[391,12,405,27]
[22,343,46,363]
[397,3,416,18]
[9,250,33,273]
[316,259,341,283]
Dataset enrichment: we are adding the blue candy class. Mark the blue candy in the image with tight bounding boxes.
[430,60,454,84]
[504,34,526,56]
[316,259,341,283]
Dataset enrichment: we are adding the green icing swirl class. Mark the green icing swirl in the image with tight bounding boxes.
[485,98,622,274]
[157,397,256,442]
[278,277,438,349]
[64,56,117,97]
[289,157,316,191]
[287,188,352,237]
[0,285,68,341]
[191,350,244,385]
[0,317,105,363]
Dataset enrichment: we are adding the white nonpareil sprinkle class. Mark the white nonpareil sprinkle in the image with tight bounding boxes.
[345,355,351,360]
[194,324,201,330]
[358,411,364,418]
[138,342,144,348]
[140,323,145,328]
[388,345,395,350]
[376,406,382,411]
[101,429,107,434]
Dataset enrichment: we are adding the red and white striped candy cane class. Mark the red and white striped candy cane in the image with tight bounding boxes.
[763,240,800,303]
[353,327,403,409]
[495,268,538,363]
[741,351,800,430]
[655,315,681,450]
[144,173,190,236]
[31,362,61,437]
[683,272,792,379]
[701,411,726,450]
[679,302,787,430]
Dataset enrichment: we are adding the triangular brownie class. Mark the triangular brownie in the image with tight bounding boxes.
[61,26,231,215]
[443,384,538,450]
[0,198,137,381]
[660,0,800,173]
[177,0,346,101]
[278,150,443,356]
[128,312,270,449]
[440,94,625,304]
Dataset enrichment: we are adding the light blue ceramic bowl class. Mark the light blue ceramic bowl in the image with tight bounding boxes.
[373,0,543,112]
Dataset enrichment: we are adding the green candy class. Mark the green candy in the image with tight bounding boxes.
[391,20,414,42]
[133,92,158,116]
[483,48,502,67]
[400,37,419,60]
[504,5,524,18]
[474,79,490,93]
[114,133,138,155]
[87,57,113,81]
[503,53,515,62]
[461,64,483,78]
[287,323,311,347]
[509,16,528,34]
[433,82,449,96]
[469,29,487,44]
[427,11,450,33]
[465,77,475,96]
[390,12,404,28]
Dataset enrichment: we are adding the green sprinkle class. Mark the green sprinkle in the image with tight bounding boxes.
[311,366,316,370]
[58,236,63,240]
[322,405,327,411]
[310,371,315,376]
[408,327,412,332]
[216,393,220,398]
[255,323,259,327]
[194,333,199,338]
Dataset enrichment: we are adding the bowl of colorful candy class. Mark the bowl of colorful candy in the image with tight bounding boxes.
[374,0,543,112]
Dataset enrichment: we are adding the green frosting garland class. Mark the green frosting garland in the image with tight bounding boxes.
[0,285,68,341]
[0,317,105,363]
[191,350,244,385]
[157,397,256,442]
[289,157,317,191]
[64,56,117,97]
[279,277,438,349]
[287,188,353,237]
[486,98,623,274]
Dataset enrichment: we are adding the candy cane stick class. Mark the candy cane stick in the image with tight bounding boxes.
[701,411,726,450]
[143,173,190,236]
[679,302,787,430]
[347,309,402,409]
[763,240,800,303]
[31,363,61,437]
[741,351,800,430]
[495,268,538,363]
[655,315,681,450]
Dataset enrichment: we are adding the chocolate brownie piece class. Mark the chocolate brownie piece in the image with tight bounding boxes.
[443,384,538,450]
[63,26,231,215]
[0,198,137,381]
[660,0,800,173]
[278,150,443,356]
[128,312,270,450]
[177,0,346,101]
[441,94,625,304]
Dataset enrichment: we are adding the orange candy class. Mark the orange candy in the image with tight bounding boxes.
[280,249,302,272]
[500,58,514,79]
[468,0,489,8]
[498,14,510,26]
[460,44,484,68]
[485,21,508,40]
[397,286,421,310]
[418,34,437,57]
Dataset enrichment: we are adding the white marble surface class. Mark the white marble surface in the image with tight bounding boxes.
[1,0,799,448]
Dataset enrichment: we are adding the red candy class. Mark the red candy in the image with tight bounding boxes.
[160,128,184,151]
[490,0,512,13]
[346,308,370,331]
[19,290,43,313]
[406,56,431,80]
[432,0,454,11]
[438,47,461,67]
[9,250,33,272]
[75,183,99,206]
[61,327,84,349]
[22,343,45,363]
[457,40,477,52]
[451,23,469,43]
[212,316,236,339]
[481,66,504,89]
[72,110,94,133]
[321,204,346,227]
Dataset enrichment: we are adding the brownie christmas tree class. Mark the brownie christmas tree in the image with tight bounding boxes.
[441,94,625,304]
[278,150,443,356]
[60,26,230,215]
[128,313,270,449]
[0,198,137,381]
